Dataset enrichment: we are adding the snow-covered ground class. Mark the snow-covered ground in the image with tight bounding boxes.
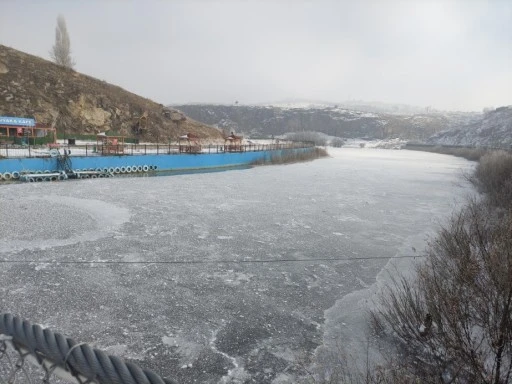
[341,138,408,149]
[0,148,474,383]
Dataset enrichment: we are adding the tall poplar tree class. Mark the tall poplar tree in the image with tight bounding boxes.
[50,15,75,68]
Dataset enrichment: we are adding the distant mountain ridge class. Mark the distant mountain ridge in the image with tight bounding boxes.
[254,99,438,115]
[0,45,222,141]
[172,103,480,141]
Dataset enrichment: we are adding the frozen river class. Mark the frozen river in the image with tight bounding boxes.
[0,148,473,383]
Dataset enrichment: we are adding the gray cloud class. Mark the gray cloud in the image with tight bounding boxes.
[1,0,510,111]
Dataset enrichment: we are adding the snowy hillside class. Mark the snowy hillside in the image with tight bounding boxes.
[172,103,478,140]
[428,106,512,147]
[256,99,430,115]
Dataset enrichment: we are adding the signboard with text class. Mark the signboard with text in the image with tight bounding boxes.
[0,116,35,127]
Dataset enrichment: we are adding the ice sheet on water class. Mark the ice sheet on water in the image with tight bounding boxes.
[0,148,475,383]
[0,194,130,253]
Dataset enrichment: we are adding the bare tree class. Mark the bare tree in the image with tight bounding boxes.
[286,131,327,146]
[50,15,75,68]
[330,137,345,148]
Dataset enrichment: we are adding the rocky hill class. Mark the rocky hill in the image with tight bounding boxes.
[172,104,479,140]
[0,45,222,141]
[427,106,512,148]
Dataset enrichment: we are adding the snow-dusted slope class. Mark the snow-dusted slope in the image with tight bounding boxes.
[172,104,476,140]
[428,106,512,147]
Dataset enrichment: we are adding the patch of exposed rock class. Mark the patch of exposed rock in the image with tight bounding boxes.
[0,60,8,74]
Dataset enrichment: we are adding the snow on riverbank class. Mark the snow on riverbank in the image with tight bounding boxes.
[340,138,408,149]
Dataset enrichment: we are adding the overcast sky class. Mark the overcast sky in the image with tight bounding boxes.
[1,0,511,111]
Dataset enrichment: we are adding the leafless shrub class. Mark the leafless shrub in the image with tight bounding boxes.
[407,146,488,161]
[374,201,512,383]
[449,147,488,161]
[286,131,328,146]
[251,147,328,165]
[471,151,512,207]
[297,338,425,384]
[330,138,345,148]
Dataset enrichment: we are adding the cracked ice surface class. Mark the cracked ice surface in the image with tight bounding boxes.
[0,148,473,383]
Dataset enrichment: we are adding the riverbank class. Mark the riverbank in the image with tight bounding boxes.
[251,147,328,165]
[404,144,490,161]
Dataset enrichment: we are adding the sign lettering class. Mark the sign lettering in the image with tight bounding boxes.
[0,116,36,127]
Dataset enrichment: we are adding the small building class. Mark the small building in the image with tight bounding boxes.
[179,133,201,153]
[0,116,56,144]
[96,133,125,154]
[224,133,243,152]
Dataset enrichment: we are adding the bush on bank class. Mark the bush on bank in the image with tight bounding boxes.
[471,150,512,207]
[251,147,328,166]
[285,131,328,146]
[330,138,345,148]
[407,145,488,161]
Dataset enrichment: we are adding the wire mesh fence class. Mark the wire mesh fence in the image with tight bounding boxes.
[0,314,174,384]
[0,335,76,384]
